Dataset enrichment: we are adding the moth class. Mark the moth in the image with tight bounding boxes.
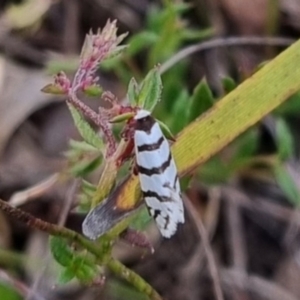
[132,109,184,238]
[82,109,184,239]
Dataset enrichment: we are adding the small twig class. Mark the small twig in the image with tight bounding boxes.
[183,194,224,300]
[9,173,59,207]
[226,200,248,271]
[225,200,250,300]
[159,36,295,74]
[0,199,163,300]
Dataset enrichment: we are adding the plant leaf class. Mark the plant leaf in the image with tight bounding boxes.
[70,156,102,177]
[156,119,176,141]
[0,283,22,300]
[109,112,135,123]
[58,267,75,284]
[188,78,214,123]
[67,103,103,149]
[275,118,294,160]
[41,83,66,95]
[69,139,98,152]
[137,68,162,111]
[83,84,103,97]
[127,31,158,56]
[274,163,300,206]
[49,236,73,267]
[127,77,140,106]
[222,77,237,94]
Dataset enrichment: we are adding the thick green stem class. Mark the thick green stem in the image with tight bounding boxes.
[107,257,163,300]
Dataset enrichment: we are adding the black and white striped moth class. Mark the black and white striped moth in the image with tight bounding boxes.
[82,109,184,240]
[133,109,184,238]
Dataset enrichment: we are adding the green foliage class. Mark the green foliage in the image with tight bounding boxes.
[77,180,97,212]
[0,284,22,300]
[137,68,162,111]
[83,84,103,97]
[167,89,189,133]
[222,77,237,94]
[41,83,66,95]
[275,118,294,160]
[49,236,98,284]
[65,139,102,177]
[188,78,214,123]
[69,156,102,177]
[67,103,104,149]
[126,31,158,56]
[156,119,175,141]
[274,164,300,206]
[275,92,300,116]
[127,77,139,106]
[50,236,73,267]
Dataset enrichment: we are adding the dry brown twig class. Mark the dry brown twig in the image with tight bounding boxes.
[183,192,224,300]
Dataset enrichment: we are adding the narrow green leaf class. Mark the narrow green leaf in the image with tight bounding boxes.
[156,119,175,141]
[49,236,73,267]
[109,112,135,123]
[72,256,97,283]
[83,84,103,97]
[188,78,214,123]
[180,175,192,191]
[180,27,214,41]
[233,129,258,159]
[198,157,231,184]
[127,77,140,106]
[69,140,98,152]
[222,77,237,94]
[275,118,294,160]
[58,267,75,284]
[275,92,300,116]
[70,156,102,177]
[169,89,189,133]
[274,164,300,206]
[67,103,103,149]
[137,68,162,111]
[127,31,158,56]
[82,179,97,195]
[41,83,66,95]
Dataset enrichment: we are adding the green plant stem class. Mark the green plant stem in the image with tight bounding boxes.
[0,248,24,268]
[0,199,162,300]
[107,257,163,300]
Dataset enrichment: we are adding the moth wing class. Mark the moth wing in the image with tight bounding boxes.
[145,184,184,238]
[82,178,140,240]
[82,198,120,240]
